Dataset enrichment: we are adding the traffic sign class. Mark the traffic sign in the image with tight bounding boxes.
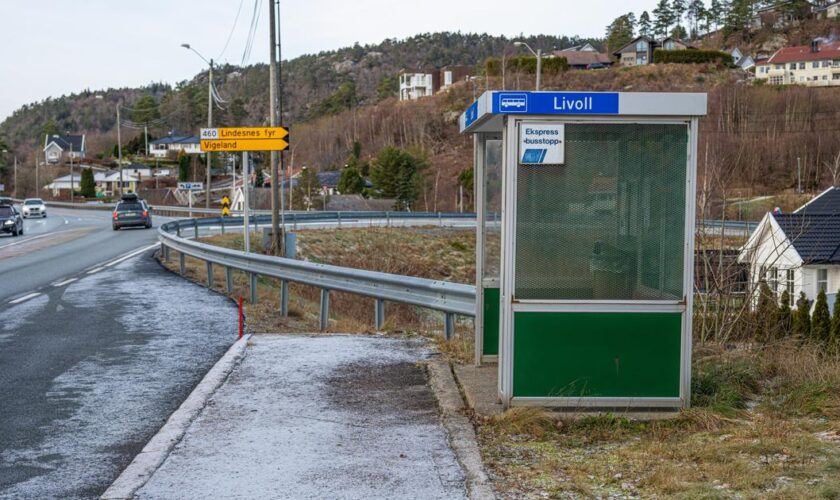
[200,138,289,152]
[221,195,231,217]
[201,127,288,140]
[200,127,290,152]
[178,182,204,191]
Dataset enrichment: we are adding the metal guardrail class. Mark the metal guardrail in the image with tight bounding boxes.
[158,212,477,337]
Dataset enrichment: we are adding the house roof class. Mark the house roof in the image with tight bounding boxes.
[795,187,840,215]
[773,213,840,264]
[660,37,697,49]
[150,135,200,145]
[555,50,613,67]
[44,134,84,152]
[613,36,657,56]
[561,43,598,52]
[764,41,840,64]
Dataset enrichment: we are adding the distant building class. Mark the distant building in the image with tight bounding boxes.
[752,1,812,29]
[149,135,201,158]
[399,70,438,101]
[554,49,613,70]
[754,40,840,86]
[398,66,472,100]
[613,36,696,67]
[560,43,599,52]
[43,134,85,164]
[739,187,840,308]
[45,169,138,197]
[728,47,756,71]
[818,1,840,19]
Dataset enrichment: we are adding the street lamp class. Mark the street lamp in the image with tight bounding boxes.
[513,41,543,91]
[301,166,311,212]
[181,43,214,209]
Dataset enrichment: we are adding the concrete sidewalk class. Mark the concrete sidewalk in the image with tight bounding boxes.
[130,335,468,499]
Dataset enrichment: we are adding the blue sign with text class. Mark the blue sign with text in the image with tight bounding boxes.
[492,92,619,115]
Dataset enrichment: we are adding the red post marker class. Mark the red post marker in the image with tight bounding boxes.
[238,296,244,339]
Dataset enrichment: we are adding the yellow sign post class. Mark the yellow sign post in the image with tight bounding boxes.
[200,127,289,152]
[221,195,231,217]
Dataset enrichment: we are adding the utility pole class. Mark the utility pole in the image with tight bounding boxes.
[13,156,17,199]
[117,103,124,196]
[206,60,213,209]
[797,156,802,194]
[268,0,286,255]
[536,48,542,91]
[144,125,149,159]
[70,142,74,203]
[243,151,250,253]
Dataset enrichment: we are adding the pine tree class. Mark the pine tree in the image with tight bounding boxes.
[813,289,831,343]
[638,11,653,36]
[605,14,636,53]
[671,0,688,29]
[755,280,778,342]
[709,0,725,29]
[80,168,96,198]
[793,291,811,339]
[830,291,840,350]
[653,0,675,37]
[778,290,793,338]
[687,0,706,36]
[177,151,189,182]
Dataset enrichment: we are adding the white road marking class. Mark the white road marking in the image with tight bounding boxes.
[10,292,41,304]
[0,232,55,250]
[87,267,105,275]
[103,243,159,268]
[52,278,78,287]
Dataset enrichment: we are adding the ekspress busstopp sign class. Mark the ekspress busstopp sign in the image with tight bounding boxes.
[519,123,565,165]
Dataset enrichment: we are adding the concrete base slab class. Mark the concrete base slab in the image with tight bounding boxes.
[453,363,504,417]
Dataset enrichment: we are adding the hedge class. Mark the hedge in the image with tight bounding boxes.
[485,56,568,76]
[653,48,734,65]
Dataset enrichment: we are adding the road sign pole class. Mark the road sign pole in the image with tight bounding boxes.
[243,151,250,253]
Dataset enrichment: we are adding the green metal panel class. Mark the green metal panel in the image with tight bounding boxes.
[482,287,500,356]
[513,311,682,398]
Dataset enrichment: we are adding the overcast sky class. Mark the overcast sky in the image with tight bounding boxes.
[0,0,656,121]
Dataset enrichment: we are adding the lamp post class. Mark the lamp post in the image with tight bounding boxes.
[513,41,542,91]
[181,43,213,209]
[302,166,311,211]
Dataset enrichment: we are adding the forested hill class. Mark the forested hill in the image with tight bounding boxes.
[0,32,602,156]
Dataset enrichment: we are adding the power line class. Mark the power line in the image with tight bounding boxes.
[216,0,245,61]
[241,0,262,66]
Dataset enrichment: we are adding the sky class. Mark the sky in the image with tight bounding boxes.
[0,0,656,121]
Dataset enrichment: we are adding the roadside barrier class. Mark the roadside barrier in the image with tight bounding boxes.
[158,212,477,338]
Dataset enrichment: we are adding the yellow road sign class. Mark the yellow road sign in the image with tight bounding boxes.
[201,127,288,140]
[221,195,230,206]
[222,206,231,216]
[200,138,289,152]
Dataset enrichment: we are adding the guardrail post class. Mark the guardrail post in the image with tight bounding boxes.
[193,219,199,239]
[249,273,258,304]
[375,299,385,331]
[162,243,170,262]
[438,212,443,226]
[179,253,186,276]
[226,266,233,293]
[386,212,390,227]
[279,280,289,316]
[319,289,330,331]
[206,261,214,288]
[293,213,298,230]
[220,217,225,235]
[444,312,455,340]
[176,224,181,237]
[337,212,342,229]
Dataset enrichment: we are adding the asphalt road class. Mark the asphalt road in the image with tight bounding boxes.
[0,207,238,499]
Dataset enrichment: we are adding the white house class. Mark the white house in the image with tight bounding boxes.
[739,187,840,307]
[45,170,139,197]
[149,136,201,158]
[399,71,437,101]
[43,134,85,164]
[754,40,840,86]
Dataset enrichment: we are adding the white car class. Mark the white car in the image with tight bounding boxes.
[22,198,47,218]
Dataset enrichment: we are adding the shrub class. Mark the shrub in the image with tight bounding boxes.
[652,48,734,65]
[793,291,811,339]
[485,55,568,76]
[813,289,831,342]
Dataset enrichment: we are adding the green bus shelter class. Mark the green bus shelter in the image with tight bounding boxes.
[460,91,707,409]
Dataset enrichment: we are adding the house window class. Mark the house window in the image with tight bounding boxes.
[786,269,795,296]
[833,73,840,80]
[818,269,828,293]
[799,62,806,69]
[770,76,784,84]
[824,61,832,67]
[636,40,648,52]
[775,64,784,70]
[813,61,820,68]
[769,267,779,294]
[823,75,829,80]
[790,63,797,70]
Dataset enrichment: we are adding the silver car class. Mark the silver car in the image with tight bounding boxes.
[22,198,47,218]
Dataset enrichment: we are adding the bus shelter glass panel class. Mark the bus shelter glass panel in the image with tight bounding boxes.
[515,123,687,301]
[482,139,503,357]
